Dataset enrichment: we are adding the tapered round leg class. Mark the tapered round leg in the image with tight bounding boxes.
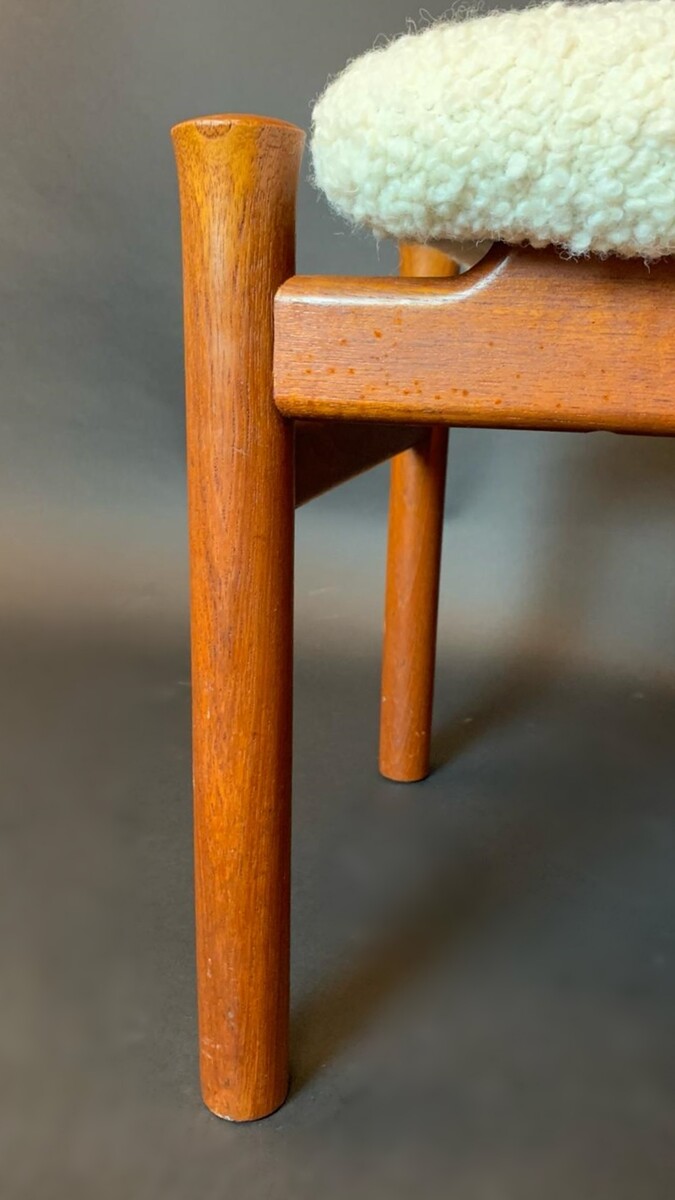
[379,244,455,783]
[172,115,304,1120]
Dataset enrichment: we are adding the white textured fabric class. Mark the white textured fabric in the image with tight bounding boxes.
[311,0,675,258]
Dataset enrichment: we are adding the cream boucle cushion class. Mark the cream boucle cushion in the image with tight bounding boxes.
[311,0,675,259]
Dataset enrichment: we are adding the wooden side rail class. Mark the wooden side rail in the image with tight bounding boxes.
[294,246,458,506]
[294,421,427,505]
[274,244,675,435]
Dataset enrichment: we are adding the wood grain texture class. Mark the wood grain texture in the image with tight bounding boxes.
[295,421,427,506]
[274,244,675,432]
[380,245,454,783]
[398,242,460,278]
[172,114,304,1121]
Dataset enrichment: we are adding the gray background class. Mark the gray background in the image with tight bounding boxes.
[1,2,674,1197]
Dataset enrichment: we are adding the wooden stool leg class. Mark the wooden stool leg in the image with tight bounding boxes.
[379,245,456,783]
[172,115,304,1121]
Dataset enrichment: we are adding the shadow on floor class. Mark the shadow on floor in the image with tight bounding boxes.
[1,624,674,1197]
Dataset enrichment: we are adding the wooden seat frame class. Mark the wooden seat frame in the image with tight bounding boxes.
[172,114,675,1121]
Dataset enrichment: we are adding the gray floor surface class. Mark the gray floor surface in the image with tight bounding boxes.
[1,622,674,1199]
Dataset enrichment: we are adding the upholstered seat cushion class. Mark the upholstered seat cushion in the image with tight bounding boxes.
[311,0,675,259]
